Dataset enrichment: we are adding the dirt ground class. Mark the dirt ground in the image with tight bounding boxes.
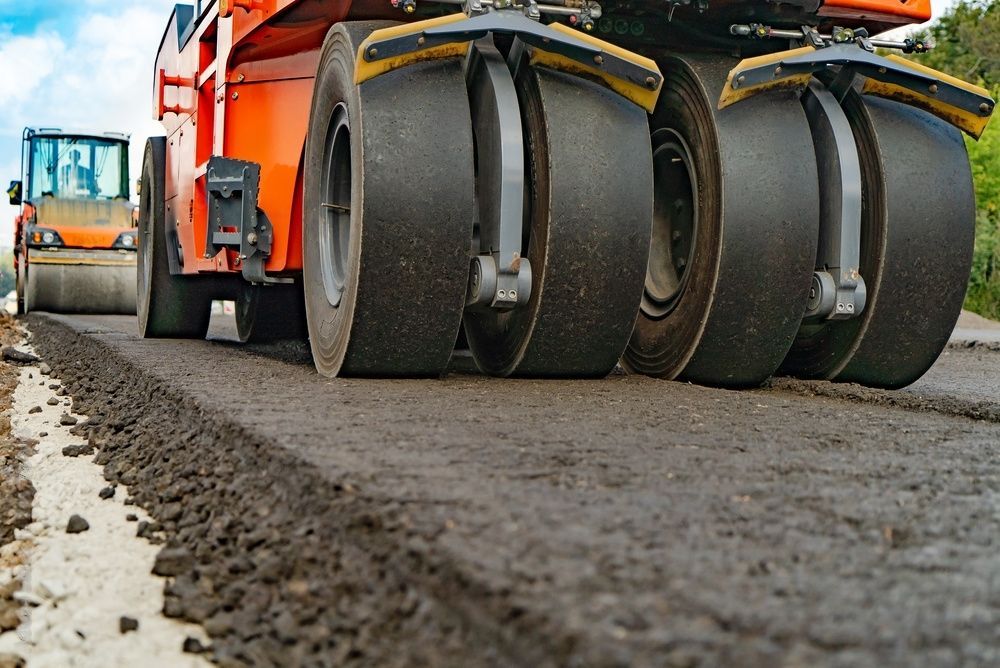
[20,312,1000,667]
[0,314,33,659]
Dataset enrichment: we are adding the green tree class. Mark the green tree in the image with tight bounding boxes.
[0,249,14,297]
[910,0,1000,318]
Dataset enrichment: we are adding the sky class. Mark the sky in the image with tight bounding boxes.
[0,0,179,246]
[0,0,957,247]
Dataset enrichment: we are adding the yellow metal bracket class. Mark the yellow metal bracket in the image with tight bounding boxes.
[719,43,994,139]
[355,14,471,85]
[354,11,662,113]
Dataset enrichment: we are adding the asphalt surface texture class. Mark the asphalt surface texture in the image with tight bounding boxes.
[21,311,1000,667]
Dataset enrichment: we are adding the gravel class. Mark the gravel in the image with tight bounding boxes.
[151,548,193,578]
[65,515,90,534]
[0,315,32,648]
[0,349,37,366]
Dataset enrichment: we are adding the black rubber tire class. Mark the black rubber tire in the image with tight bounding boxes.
[236,281,307,343]
[623,54,820,387]
[463,64,653,377]
[780,93,976,388]
[15,255,25,315]
[22,262,34,314]
[137,137,217,338]
[302,22,474,377]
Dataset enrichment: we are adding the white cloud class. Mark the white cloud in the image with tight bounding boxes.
[2,2,177,245]
[0,31,65,110]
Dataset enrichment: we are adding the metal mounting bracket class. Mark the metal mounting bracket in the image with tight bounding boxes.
[801,82,866,321]
[720,42,994,139]
[464,38,532,311]
[355,9,662,112]
[205,156,291,285]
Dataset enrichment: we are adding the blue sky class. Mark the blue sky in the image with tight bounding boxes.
[0,0,179,246]
[0,0,956,247]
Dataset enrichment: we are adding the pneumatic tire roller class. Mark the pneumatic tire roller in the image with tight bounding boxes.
[141,0,993,386]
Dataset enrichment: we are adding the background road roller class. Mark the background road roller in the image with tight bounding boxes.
[143,0,994,387]
[9,128,138,315]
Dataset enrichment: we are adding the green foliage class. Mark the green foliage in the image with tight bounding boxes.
[965,209,1000,320]
[0,249,14,298]
[909,1,1000,318]
[912,0,1000,88]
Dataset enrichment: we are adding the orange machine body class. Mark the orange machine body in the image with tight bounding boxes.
[155,1,388,276]
[819,0,932,26]
[154,0,932,279]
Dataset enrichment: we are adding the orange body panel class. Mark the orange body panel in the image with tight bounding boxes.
[45,225,123,249]
[819,0,931,25]
[155,0,397,276]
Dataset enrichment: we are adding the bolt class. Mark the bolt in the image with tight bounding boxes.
[774,66,782,75]
[593,55,603,65]
[498,290,507,300]
[232,91,239,100]
[981,102,992,114]
[509,290,517,301]
[837,303,845,311]
[809,286,817,299]
[846,303,854,312]
[247,232,258,245]
[368,47,378,58]
[417,36,426,46]
[645,76,656,88]
[928,83,938,94]
[672,229,682,240]
[237,73,245,82]
[878,66,886,74]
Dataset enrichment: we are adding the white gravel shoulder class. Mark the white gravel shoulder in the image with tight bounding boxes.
[0,352,209,667]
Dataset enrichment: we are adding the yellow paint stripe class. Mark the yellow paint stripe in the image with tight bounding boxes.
[355,14,470,85]
[532,23,662,113]
[718,47,816,109]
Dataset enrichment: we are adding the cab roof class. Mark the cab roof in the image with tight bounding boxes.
[23,127,130,143]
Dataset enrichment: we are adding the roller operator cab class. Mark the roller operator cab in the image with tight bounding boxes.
[143,0,994,387]
[9,128,138,315]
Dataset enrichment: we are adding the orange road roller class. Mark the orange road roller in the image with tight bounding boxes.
[9,128,138,315]
[142,0,994,386]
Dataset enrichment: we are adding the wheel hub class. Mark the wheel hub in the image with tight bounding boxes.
[642,129,697,320]
[319,103,352,308]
